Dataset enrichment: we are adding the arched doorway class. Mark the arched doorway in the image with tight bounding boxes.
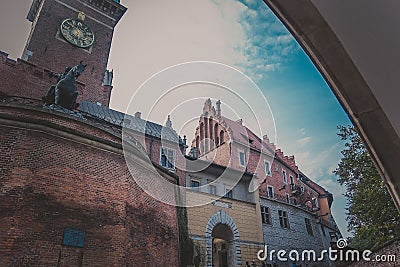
[212,224,234,267]
[205,210,241,267]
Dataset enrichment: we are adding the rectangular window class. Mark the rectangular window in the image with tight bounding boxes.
[191,180,200,191]
[278,210,289,229]
[238,150,246,167]
[267,186,274,198]
[261,206,271,225]
[209,185,217,195]
[225,188,233,199]
[282,170,288,184]
[305,218,313,236]
[285,193,290,204]
[275,165,279,172]
[301,186,304,193]
[264,161,271,175]
[160,148,175,169]
[290,175,294,185]
[312,197,319,208]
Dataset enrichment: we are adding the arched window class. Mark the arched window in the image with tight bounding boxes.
[220,130,225,144]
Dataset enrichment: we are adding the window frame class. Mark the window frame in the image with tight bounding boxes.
[238,150,246,167]
[261,206,272,225]
[190,179,201,191]
[282,170,288,184]
[224,186,233,199]
[264,160,271,176]
[312,197,319,208]
[305,218,314,236]
[209,184,217,195]
[160,147,176,170]
[278,210,290,229]
[267,185,274,198]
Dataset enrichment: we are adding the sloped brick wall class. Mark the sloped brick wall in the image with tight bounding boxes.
[0,107,180,267]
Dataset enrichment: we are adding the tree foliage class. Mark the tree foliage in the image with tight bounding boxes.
[334,125,400,251]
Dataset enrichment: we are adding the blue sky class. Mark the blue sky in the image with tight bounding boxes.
[0,0,352,237]
[203,0,352,237]
[238,0,352,236]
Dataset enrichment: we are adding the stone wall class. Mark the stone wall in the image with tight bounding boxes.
[260,197,332,267]
[0,104,180,267]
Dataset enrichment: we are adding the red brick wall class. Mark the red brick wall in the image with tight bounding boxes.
[0,109,180,267]
[192,109,305,199]
[0,51,109,107]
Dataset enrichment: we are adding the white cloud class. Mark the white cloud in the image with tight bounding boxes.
[297,136,312,146]
[297,128,306,136]
[295,143,341,179]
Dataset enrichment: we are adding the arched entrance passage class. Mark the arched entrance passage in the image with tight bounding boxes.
[205,210,241,267]
[212,224,234,267]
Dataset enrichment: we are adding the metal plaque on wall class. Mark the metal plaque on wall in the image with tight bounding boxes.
[62,227,85,248]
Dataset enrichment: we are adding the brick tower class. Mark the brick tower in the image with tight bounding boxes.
[23,0,127,106]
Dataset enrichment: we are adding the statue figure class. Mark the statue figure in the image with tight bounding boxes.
[43,61,87,110]
[43,66,72,106]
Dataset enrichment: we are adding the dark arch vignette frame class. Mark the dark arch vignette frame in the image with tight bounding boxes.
[262,0,400,211]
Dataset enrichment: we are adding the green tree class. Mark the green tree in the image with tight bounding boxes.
[334,125,400,251]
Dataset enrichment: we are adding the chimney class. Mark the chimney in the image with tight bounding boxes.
[216,100,221,117]
[183,135,187,146]
[103,69,113,86]
[165,115,173,128]
[134,111,141,119]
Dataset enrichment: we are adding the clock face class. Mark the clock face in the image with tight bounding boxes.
[60,19,95,48]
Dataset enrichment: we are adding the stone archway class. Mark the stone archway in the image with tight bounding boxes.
[205,210,241,267]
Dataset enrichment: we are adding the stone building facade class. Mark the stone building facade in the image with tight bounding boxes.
[185,161,264,267]
[189,99,342,267]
